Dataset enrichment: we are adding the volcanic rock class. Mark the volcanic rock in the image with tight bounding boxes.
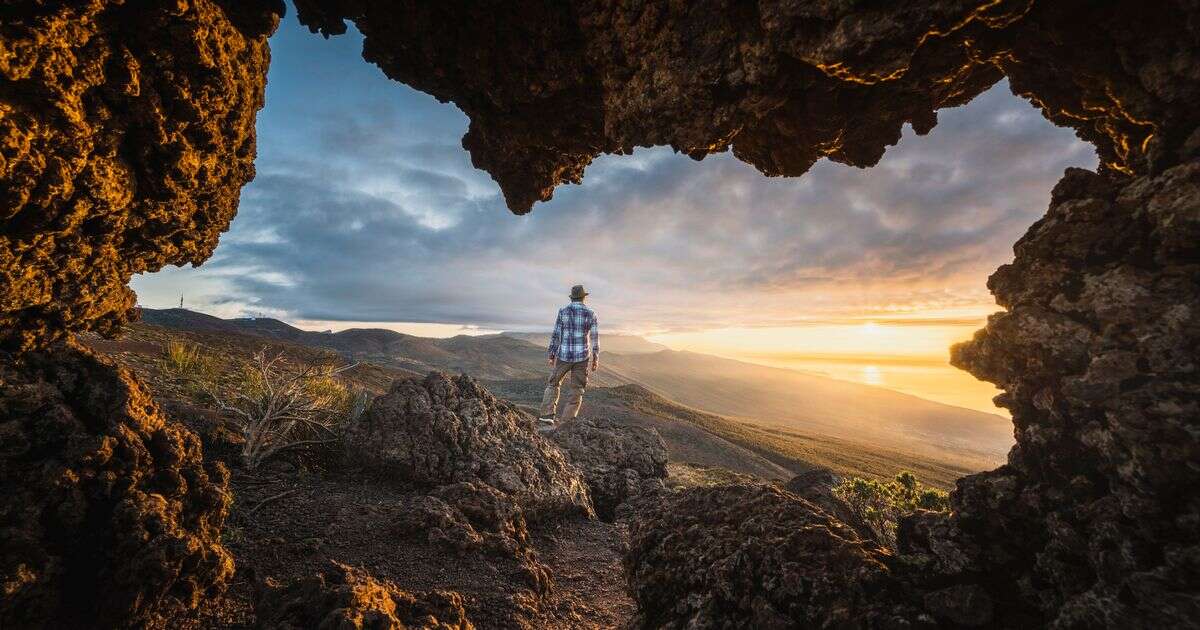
[395,482,529,556]
[549,417,668,520]
[3,1,1200,628]
[624,482,918,628]
[0,0,283,351]
[255,561,474,630]
[782,467,882,546]
[293,1,1199,213]
[0,345,233,628]
[945,161,1200,626]
[347,372,594,521]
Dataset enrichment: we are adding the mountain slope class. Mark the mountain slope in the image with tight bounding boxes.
[601,350,1012,466]
[140,308,1011,475]
[500,331,668,355]
[485,379,794,482]
[140,308,629,383]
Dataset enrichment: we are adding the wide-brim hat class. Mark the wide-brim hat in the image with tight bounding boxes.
[570,284,588,299]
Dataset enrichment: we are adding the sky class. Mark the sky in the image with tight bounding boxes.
[131,10,1098,414]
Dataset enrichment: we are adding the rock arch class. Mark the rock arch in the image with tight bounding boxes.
[1,0,1196,626]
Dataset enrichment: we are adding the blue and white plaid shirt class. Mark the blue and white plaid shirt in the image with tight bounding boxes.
[548,301,599,363]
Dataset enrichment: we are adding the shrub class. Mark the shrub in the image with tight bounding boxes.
[833,471,949,550]
[161,340,220,398]
[206,348,362,470]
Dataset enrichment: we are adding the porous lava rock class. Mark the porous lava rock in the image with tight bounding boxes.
[393,482,529,557]
[624,482,919,629]
[293,0,1199,213]
[0,345,233,629]
[549,417,668,520]
[347,372,594,521]
[783,467,880,546]
[255,561,474,630]
[942,161,1200,627]
[392,482,554,596]
[0,0,283,351]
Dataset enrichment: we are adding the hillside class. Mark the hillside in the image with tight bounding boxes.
[486,379,794,482]
[489,380,976,488]
[138,308,1012,482]
[499,331,669,355]
[139,308,631,384]
[601,350,1012,469]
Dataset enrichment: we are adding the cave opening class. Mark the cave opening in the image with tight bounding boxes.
[1,1,1196,628]
[131,16,1101,488]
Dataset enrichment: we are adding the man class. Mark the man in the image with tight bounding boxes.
[539,284,599,425]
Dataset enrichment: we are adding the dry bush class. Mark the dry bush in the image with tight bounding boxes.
[207,348,365,470]
[833,471,949,550]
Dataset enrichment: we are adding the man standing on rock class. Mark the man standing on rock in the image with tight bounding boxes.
[540,284,599,426]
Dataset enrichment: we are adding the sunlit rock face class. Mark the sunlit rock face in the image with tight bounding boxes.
[0,0,282,352]
[1,2,277,627]
[293,0,1198,213]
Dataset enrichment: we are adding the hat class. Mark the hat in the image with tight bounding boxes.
[570,284,589,300]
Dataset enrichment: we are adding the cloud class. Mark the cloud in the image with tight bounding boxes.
[132,17,1097,334]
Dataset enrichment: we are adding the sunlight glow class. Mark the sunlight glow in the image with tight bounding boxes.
[648,312,1006,416]
[861,365,883,385]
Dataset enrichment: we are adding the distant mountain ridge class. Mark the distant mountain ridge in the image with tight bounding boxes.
[138,307,1012,475]
[138,308,631,384]
[498,331,669,355]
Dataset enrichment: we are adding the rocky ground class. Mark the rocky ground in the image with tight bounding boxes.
[191,470,635,628]
[87,332,664,628]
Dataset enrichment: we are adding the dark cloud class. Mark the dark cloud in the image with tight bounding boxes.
[132,17,1096,333]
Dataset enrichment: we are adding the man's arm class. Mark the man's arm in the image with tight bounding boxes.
[548,310,562,365]
[590,312,599,369]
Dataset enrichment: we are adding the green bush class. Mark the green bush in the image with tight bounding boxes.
[833,471,949,550]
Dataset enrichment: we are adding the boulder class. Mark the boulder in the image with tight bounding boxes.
[255,561,473,630]
[549,417,668,520]
[347,372,593,521]
[624,482,917,628]
[394,482,528,556]
[0,346,233,628]
[783,467,879,546]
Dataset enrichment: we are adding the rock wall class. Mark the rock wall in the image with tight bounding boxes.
[940,162,1200,626]
[0,0,282,351]
[292,0,1199,213]
[0,345,233,629]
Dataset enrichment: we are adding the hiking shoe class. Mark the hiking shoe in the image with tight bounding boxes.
[538,416,556,427]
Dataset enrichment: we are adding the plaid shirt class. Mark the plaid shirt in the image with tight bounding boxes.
[548,301,599,363]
